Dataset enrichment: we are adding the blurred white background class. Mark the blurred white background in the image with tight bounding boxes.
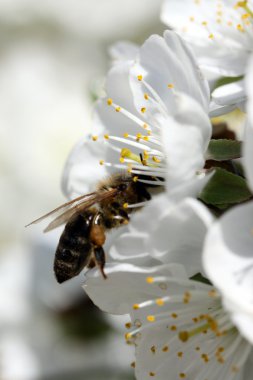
[0,1,164,379]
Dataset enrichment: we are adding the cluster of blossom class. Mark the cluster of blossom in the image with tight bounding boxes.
[62,1,253,379]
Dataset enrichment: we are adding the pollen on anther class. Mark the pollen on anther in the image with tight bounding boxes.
[133,176,138,182]
[141,107,146,113]
[179,331,189,342]
[99,160,104,165]
[144,93,149,100]
[162,345,169,352]
[146,276,154,284]
[107,98,113,106]
[170,325,177,331]
[133,304,139,310]
[125,332,132,340]
[137,75,143,81]
[143,123,148,129]
[156,298,165,306]
[92,135,98,141]
[123,133,129,138]
[147,315,156,322]
[125,322,132,329]
[171,313,178,319]
[104,134,109,139]
[209,33,214,39]
[167,83,174,89]
[131,362,136,368]
[150,345,156,353]
[115,106,121,112]
[177,352,183,358]
[123,203,128,209]
[149,372,156,377]
[119,157,125,163]
[179,373,186,379]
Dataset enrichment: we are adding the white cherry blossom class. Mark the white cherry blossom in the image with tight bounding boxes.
[62,30,211,202]
[84,264,253,380]
[202,54,253,349]
[161,0,253,108]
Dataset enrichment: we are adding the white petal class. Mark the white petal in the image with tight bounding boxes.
[212,80,246,107]
[149,198,214,277]
[209,100,236,118]
[83,263,188,314]
[162,92,212,189]
[245,56,253,192]
[203,202,253,342]
[61,136,108,199]
[109,41,139,63]
[130,31,209,118]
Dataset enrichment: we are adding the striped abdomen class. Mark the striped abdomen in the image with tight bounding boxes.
[54,211,94,283]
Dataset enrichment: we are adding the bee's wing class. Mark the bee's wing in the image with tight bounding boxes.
[43,188,117,232]
[26,191,99,228]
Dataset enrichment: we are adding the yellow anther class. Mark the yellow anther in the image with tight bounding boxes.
[115,106,121,112]
[144,93,149,100]
[99,160,104,165]
[152,156,161,163]
[146,276,154,284]
[133,176,138,182]
[202,21,208,26]
[141,107,146,113]
[125,322,132,329]
[150,345,156,353]
[237,23,245,31]
[143,136,149,141]
[131,362,136,368]
[92,135,98,141]
[107,98,113,105]
[242,12,250,18]
[179,373,186,379]
[162,345,169,352]
[123,203,128,209]
[119,157,125,163]
[209,33,214,39]
[156,298,165,306]
[167,83,174,89]
[192,317,199,323]
[137,75,143,81]
[136,132,142,140]
[217,347,225,353]
[133,304,139,310]
[143,123,148,129]
[147,130,152,136]
[178,331,189,342]
[143,150,149,159]
[195,347,200,351]
[170,325,177,331]
[125,332,132,340]
[104,134,109,139]
[149,372,156,377]
[147,315,156,322]
[123,133,129,138]
[121,148,142,164]
[177,352,183,358]
[171,313,178,319]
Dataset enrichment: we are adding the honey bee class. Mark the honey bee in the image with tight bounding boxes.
[27,173,152,283]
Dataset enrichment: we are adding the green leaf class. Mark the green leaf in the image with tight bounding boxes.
[199,168,252,209]
[190,273,212,286]
[206,139,242,161]
[213,75,243,90]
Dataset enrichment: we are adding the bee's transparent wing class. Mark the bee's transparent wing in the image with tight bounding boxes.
[43,189,117,232]
[26,192,99,228]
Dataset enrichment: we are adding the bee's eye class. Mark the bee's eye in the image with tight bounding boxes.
[117,184,127,191]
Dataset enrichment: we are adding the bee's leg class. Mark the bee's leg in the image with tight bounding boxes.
[111,202,129,225]
[87,257,96,269]
[94,246,107,279]
[137,184,151,201]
